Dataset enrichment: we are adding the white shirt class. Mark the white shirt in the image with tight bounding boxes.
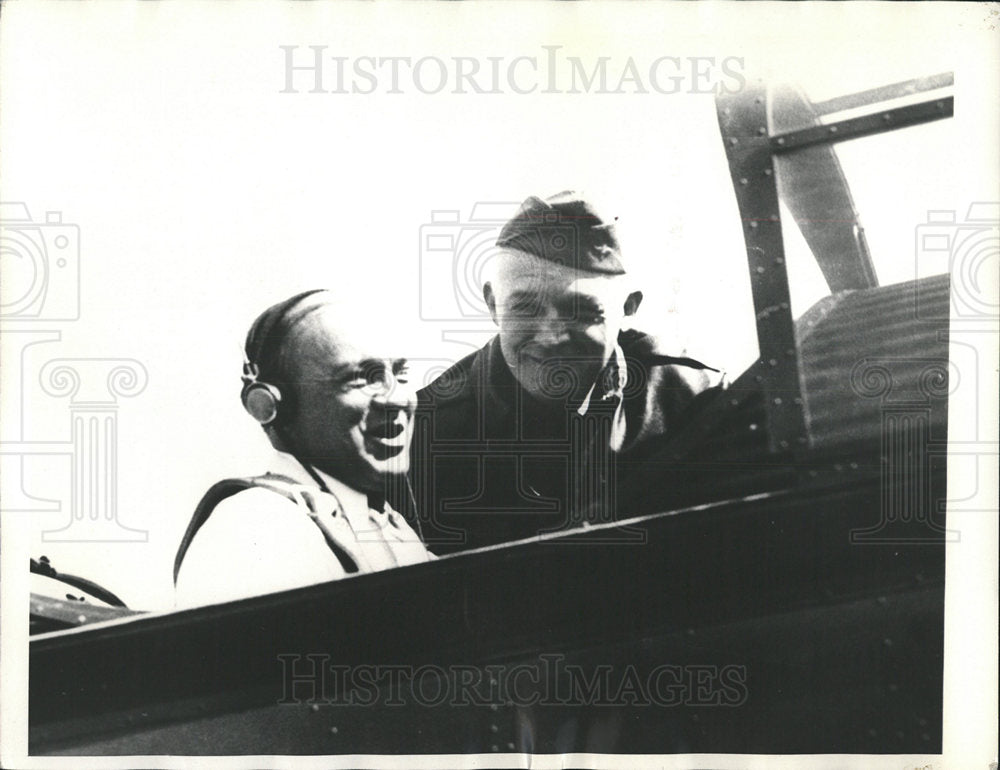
[175,452,431,608]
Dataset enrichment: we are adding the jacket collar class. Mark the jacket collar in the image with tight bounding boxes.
[268,450,372,517]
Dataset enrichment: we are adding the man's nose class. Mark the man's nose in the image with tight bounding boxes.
[369,373,415,410]
[531,312,571,347]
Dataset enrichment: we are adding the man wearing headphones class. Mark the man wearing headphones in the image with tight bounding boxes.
[174,290,431,607]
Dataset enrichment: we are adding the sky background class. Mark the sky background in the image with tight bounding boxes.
[1,3,996,616]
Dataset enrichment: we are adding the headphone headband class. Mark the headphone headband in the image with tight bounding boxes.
[243,290,329,384]
[241,289,331,424]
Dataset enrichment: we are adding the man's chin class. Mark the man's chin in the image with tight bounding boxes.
[349,460,408,497]
[522,364,597,402]
[363,452,410,477]
[363,432,411,459]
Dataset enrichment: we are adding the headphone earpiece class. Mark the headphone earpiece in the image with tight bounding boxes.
[241,290,327,430]
[243,382,282,425]
[241,359,282,425]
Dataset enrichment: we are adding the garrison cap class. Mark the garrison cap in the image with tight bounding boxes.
[495,191,625,275]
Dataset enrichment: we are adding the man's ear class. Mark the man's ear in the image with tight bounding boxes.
[623,290,643,317]
[483,282,499,326]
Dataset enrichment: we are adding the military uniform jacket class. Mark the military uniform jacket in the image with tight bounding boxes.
[408,331,723,554]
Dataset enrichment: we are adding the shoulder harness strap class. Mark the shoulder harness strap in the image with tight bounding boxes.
[173,473,359,584]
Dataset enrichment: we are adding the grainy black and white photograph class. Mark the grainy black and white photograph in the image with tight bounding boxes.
[1,2,997,768]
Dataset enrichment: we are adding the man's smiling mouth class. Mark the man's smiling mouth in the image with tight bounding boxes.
[363,422,408,457]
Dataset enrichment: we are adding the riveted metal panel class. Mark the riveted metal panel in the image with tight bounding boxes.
[716,80,810,455]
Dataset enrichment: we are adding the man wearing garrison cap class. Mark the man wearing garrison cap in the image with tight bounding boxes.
[410,191,724,554]
[174,290,431,607]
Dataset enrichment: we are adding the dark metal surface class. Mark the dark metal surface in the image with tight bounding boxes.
[771,96,954,153]
[716,79,810,454]
[30,595,139,636]
[619,274,949,518]
[798,275,950,453]
[31,474,945,755]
